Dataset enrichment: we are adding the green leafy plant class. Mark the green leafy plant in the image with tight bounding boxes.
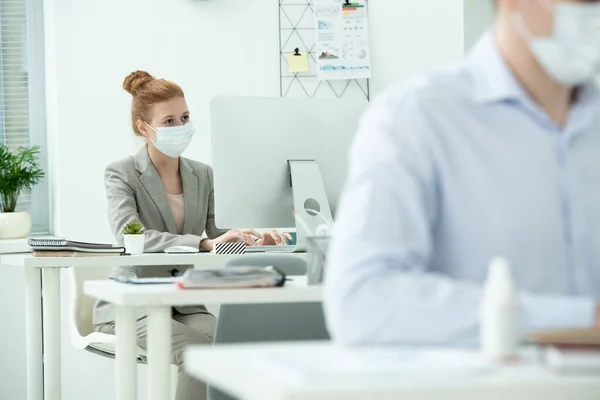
[123,221,145,235]
[0,145,45,213]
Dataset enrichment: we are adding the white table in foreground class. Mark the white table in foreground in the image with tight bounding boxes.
[84,276,319,306]
[22,253,239,400]
[84,277,321,400]
[184,342,600,400]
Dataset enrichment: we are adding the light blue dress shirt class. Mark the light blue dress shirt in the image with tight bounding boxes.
[324,32,600,346]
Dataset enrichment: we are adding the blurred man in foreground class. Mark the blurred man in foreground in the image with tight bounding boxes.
[325,0,600,345]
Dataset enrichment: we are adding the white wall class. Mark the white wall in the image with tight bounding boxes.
[369,0,495,96]
[47,0,281,243]
[47,0,479,243]
[369,0,465,96]
[1,1,485,399]
[464,0,495,52]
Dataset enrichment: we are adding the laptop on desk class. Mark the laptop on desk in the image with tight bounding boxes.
[244,232,305,254]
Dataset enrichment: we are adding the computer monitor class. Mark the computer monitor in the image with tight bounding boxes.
[210,96,369,250]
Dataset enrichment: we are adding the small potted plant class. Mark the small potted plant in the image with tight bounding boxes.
[123,221,145,255]
[0,145,45,239]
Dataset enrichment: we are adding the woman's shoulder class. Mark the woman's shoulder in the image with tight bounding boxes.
[106,155,136,174]
[105,156,138,185]
[181,157,212,175]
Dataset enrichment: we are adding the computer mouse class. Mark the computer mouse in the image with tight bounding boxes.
[164,245,200,254]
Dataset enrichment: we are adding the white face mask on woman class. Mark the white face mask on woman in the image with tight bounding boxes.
[514,0,600,86]
[144,122,195,158]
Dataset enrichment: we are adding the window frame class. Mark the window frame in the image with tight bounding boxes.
[0,0,50,234]
[26,0,50,234]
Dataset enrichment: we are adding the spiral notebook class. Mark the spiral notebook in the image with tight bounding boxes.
[28,238,125,253]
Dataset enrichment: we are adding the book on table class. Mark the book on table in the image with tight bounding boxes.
[28,238,125,255]
[529,328,600,347]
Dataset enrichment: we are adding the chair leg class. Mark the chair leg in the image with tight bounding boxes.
[171,364,178,400]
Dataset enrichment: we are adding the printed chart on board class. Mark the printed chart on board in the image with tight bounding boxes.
[315,0,371,81]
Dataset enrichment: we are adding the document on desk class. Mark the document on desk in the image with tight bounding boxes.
[111,276,179,285]
[256,347,494,383]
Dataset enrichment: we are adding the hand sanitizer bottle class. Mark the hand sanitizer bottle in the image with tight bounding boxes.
[480,257,521,362]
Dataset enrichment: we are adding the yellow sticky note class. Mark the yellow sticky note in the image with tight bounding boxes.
[288,52,308,73]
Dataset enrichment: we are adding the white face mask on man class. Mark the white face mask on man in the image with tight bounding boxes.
[514,0,600,86]
[143,122,195,158]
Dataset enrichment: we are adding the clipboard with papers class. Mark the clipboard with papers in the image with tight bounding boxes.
[110,266,287,288]
[177,266,287,289]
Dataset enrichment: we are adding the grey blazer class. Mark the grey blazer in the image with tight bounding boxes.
[93,146,228,324]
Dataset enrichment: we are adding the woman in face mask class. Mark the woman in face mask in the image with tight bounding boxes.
[93,70,291,400]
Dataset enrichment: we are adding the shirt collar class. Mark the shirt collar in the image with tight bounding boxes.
[467,30,600,127]
[467,30,528,104]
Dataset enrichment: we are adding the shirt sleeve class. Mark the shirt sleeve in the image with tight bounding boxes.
[323,91,596,346]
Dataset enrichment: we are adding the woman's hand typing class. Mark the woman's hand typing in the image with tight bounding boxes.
[200,228,292,251]
[256,228,292,246]
[200,229,261,251]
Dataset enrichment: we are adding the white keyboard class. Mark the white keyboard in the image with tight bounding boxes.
[245,245,297,253]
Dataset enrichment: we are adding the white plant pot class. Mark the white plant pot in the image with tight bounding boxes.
[0,211,32,239]
[123,234,145,255]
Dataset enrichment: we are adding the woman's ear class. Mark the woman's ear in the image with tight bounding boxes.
[137,120,148,137]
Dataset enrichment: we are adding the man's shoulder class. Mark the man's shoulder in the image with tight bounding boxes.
[351,61,480,161]
[373,61,478,117]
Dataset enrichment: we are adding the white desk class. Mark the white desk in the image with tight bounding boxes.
[83,275,321,400]
[22,253,238,400]
[0,238,31,255]
[184,342,600,400]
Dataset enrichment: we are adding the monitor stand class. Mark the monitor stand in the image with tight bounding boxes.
[288,160,333,252]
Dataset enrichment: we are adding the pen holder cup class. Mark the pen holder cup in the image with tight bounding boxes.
[305,236,330,285]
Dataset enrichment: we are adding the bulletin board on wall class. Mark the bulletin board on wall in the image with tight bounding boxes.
[279,0,370,99]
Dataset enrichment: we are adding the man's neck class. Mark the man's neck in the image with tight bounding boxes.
[495,22,573,128]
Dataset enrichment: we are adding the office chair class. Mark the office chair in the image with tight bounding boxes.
[208,253,330,400]
[67,267,178,399]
